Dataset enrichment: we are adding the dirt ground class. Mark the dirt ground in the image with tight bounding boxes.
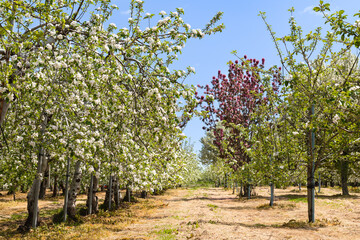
[1,187,360,239]
[108,187,360,240]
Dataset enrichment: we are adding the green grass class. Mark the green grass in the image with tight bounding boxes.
[153,225,178,240]
[186,220,200,229]
[10,213,26,221]
[288,197,307,203]
[207,204,218,209]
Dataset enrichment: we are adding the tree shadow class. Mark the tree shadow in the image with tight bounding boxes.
[167,196,236,202]
[196,219,321,231]
[278,193,359,201]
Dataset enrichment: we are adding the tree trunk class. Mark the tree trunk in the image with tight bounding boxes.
[23,148,48,229]
[269,182,274,206]
[86,173,99,214]
[123,186,132,202]
[307,162,315,223]
[39,160,50,199]
[66,161,82,219]
[141,190,147,199]
[340,160,350,196]
[330,180,334,187]
[59,181,66,195]
[52,175,58,197]
[23,182,40,230]
[103,175,117,210]
[241,183,253,198]
[0,99,10,126]
[306,105,316,223]
[240,181,243,197]
[114,176,121,209]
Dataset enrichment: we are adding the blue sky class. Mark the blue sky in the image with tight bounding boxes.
[113,0,359,153]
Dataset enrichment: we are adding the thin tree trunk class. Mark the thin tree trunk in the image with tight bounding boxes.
[270,182,274,206]
[39,159,50,199]
[66,161,82,219]
[104,175,117,210]
[52,175,58,197]
[59,181,66,195]
[341,160,350,196]
[86,173,99,214]
[123,186,132,202]
[114,176,121,208]
[306,105,316,223]
[240,181,243,197]
[307,164,315,223]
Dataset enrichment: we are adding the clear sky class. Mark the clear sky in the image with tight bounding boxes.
[113,0,359,153]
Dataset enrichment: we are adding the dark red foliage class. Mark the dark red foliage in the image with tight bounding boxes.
[196,56,281,168]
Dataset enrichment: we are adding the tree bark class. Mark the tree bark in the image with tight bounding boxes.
[66,161,82,219]
[59,180,66,195]
[23,148,48,229]
[340,160,350,196]
[307,163,315,223]
[104,175,119,210]
[269,182,274,206]
[240,183,253,198]
[114,176,121,209]
[86,173,99,214]
[39,159,50,199]
[52,175,58,197]
[123,186,132,202]
[0,99,10,126]
[306,105,316,223]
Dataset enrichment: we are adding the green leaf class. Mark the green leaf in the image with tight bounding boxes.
[313,7,320,12]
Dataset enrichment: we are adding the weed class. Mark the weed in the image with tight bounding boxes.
[153,225,178,240]
[207,204,218,209]
[187,220,199,229]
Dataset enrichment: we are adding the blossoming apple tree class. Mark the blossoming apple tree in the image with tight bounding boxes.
[0,0,224,229]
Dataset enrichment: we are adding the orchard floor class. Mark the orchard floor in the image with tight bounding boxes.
[1,187,360,239]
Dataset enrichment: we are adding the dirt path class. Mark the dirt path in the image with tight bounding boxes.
[109,187,360,240]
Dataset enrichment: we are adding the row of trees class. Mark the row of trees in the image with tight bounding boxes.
[0,0,223,230]
[197,2,360,223]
